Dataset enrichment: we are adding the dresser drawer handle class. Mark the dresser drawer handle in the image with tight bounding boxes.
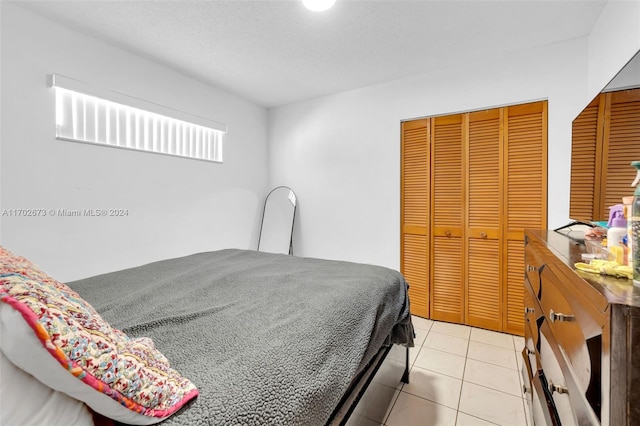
[526,265,536,272]
[524,307,535,314]
[549,382,569,395]
[549,309,575,323]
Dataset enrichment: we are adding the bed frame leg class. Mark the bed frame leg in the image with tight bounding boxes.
[401,346,410,384]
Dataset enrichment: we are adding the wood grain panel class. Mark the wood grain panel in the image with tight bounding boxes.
[431,236,463,323]
[570,99,600,221]
[432,115,463,229]
[505,102,547,231]
[468,113,500,228]
[466,110,502,331]
[603,90,640,211]
[504,101,546,336]
[431,115,463,323]
[467,238,500,329]
[401,119,429,318]
[402,122,429,228]
[505,239,525,335]
[403,234,429,318]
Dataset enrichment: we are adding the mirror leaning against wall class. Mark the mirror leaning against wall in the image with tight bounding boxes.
[258,186,297,255]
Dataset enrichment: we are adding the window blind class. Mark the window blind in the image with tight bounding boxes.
[50,74,226,163]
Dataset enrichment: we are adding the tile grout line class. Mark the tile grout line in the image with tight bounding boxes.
[381,386,402,426]
[430,330,518,352]
[383,320,429,425]
[460,378,528,400]
[454,330,472,426]
[407,318,527,425]
[513,336,532,426]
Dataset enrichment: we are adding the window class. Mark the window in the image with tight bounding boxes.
[51,74,226,162]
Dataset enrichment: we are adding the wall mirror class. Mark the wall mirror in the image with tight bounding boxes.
[570,50,640,222]
[258,186,297,255]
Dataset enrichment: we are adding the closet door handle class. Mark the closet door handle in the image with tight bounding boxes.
[445,231,452,237]
[480,232,487,239]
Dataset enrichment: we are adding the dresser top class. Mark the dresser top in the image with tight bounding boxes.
[526,229,640,308]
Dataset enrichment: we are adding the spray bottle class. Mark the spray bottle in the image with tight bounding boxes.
[607,204,627,264]
[631,161,640,286]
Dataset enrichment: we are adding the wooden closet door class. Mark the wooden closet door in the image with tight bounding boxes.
[401,119,430,318]
[602,89,640,212]
[466,109,502,330]
[400,101,547,336]
[430,114,464,324]
[503,101,547,335]
[570,97,603,221]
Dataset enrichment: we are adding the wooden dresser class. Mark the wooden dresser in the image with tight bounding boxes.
[523,230,640,425]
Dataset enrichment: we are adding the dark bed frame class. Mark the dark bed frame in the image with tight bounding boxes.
[327,343,410,425]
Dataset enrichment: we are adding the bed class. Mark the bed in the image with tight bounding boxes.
[0,248,413,425]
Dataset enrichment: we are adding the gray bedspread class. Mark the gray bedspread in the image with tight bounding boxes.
[67,249,414,425]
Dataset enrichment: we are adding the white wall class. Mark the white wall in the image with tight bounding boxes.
[587,0,640,95]
[269,1,640,271]
[0,3,269,281]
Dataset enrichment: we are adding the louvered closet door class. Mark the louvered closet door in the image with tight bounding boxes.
[570,97,603,221]
[570,88,640,222]
[602,89,640,212]
[466,110,502,330]
[431,114,464,324]
[504,102,547,335]
[401,119,430,318]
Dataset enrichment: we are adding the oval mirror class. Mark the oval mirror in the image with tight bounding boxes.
[257,186,297,255]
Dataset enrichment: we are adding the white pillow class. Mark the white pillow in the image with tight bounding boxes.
[0,344,94,426]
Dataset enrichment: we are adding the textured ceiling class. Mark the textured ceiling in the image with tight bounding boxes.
[14,0,608,108]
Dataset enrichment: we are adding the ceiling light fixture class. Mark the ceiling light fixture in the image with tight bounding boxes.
[303,0,336,12]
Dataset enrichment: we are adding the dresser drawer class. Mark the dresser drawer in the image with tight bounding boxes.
[524,288,542,374]
[532,372,560,426]
[539,320,601,425]
[539,322,578,426]
[524,320,538,373]
[522,348,558,426]
[524,272,543,318]
[538,262,592,392]
[525,241,545,298]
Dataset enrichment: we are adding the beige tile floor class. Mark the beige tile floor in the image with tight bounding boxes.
[354,315,529,426]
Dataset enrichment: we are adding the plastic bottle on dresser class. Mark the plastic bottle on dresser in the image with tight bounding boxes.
[630,161,640,286]
[607,213,627,265]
